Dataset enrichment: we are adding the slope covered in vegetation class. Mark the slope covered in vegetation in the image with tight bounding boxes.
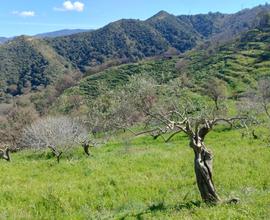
[0,4,270,101]
[53,18,270,114]
[48,18,172,71]
[48,5,270,72]
[0,36,74,99]
[72,58,179,98]
[1,6,270,220]
[183,17,270,94]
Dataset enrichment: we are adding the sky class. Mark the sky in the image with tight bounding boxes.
[0,0,269,37]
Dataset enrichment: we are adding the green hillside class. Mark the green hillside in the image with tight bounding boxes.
[48,18,173,71]
[1,6,270,220]
[48,5,270,72]
[0,36,74,99]
[1,5,270,102]
[74,58,179,98]
[146,11,200,52]
[53,19,270,112]
[178,4,270,40]
[183,20,270,94]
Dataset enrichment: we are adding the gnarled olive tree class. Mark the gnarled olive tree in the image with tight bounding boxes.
[143,107,244,204]
[131,79,247,203]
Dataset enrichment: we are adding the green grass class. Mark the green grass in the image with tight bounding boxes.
[0,128,269,219]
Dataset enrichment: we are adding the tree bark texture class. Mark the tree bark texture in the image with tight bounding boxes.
[190,139,220,203]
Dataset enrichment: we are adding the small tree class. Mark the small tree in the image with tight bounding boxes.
[204,78,228,110]
[20,116,89,162]
[258,77,270,118]
[85,74,158,133]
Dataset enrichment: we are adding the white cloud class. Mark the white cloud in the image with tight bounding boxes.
[12,11,35,17]
[54,1,85,12]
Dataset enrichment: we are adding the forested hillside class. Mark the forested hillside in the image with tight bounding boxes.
[48,19,169,71]
[51,13,270,115]
[0,36,75,100]
[178,4,270,40]
[0,4,270,101]
[48,5,270,72]
[182,13,270,94]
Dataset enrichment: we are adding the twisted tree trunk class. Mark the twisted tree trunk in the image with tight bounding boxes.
[191,139,220,204]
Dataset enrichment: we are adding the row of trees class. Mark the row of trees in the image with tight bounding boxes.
[1,73,270,204]
[0,110,93,162]
[1,74,269,163]
[65,74,269,204]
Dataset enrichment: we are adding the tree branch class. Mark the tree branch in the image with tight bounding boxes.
[165,130,182,143]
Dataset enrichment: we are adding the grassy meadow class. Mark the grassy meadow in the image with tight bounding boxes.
[0,127,269,219]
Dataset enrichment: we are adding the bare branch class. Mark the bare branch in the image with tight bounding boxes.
[165,130,182,143]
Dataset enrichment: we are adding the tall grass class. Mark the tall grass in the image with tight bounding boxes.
[0,127,269,219]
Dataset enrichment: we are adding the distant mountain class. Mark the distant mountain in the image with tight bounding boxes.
[0,36,75,97]
[178,4,270,42]
[48,4,270,72]
[54,15,270,114]
[0,37,9,44]
[35,29,92,38]
[1,4,270,99]
[0,29,92,45]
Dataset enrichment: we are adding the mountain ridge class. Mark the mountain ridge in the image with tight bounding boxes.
[0,37,10,44]
[52,18,270,114]
[1,4,270,101]
[34,29,93,38]
[0,29,92,44]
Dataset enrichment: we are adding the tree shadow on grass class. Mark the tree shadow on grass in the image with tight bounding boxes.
[23,150,55,160]
[22,149,84,162]
[173,200,202,211]
[119,200,202,220]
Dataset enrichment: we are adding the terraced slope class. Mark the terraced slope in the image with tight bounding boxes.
[53,19,270,115]
[184,24,270,93]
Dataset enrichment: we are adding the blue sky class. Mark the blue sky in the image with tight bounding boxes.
[0,0,269,37]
